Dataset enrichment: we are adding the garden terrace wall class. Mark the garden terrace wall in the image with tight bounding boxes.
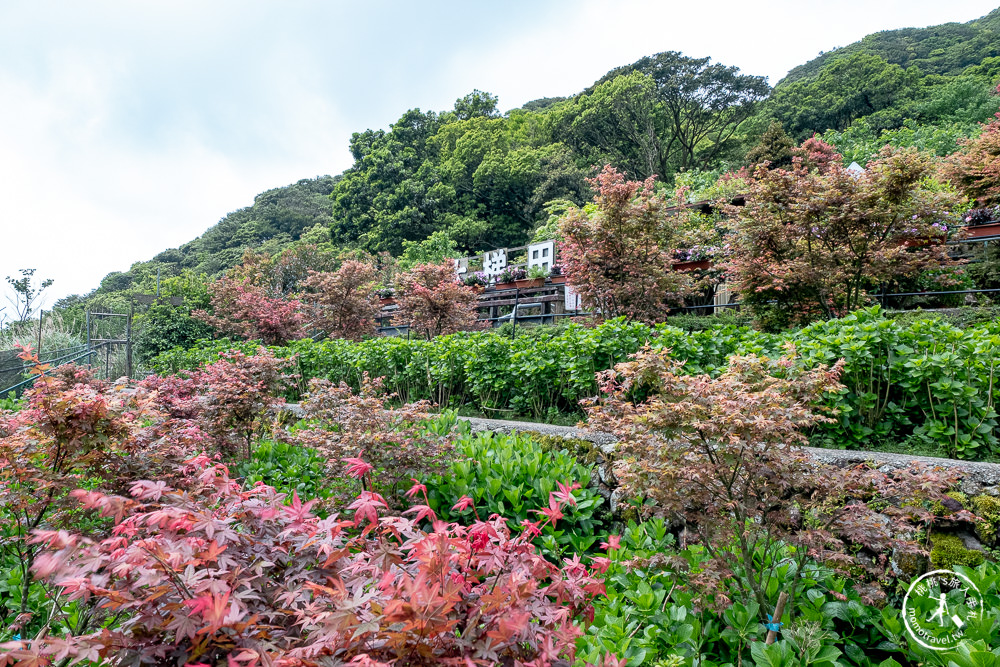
[457,416,1000,493]
[459,414,1000,565]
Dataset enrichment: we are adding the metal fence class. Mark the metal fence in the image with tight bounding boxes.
[0,308,133,397]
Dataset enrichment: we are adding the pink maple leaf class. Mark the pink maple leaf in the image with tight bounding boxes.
[403,504,437,524]
[553,480,581,506]
[600,534,621,551]
[348,491,388,527]
[451,495,475,513]
[342,452,374,479]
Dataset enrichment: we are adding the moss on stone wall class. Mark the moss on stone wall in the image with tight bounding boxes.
[521,431,608,466]
[930,532,985,569]
[972,494,1000,545]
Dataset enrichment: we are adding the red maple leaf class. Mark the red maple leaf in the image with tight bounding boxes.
[342,452,374,479]
[533,494,564,528]
[348,491,387,528]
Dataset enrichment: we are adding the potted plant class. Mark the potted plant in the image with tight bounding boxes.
[463,271,487,291]
[377,287,396,306]
[517,265,548,289]
[963,207,1000,239]
[672,247,714,272]
[494,267,523,289]
[548,264,566,284]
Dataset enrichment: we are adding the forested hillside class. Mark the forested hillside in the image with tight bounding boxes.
[69,5,1000,310]
[92,176,339,295]
[782,7,1000,83]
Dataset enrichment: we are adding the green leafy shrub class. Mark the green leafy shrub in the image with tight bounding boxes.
[425,430,605,556]
[889,306,1000,330]
[894,318,999,460]
[577,520,704,667]
[578,520,917,667]
[0,393,20,412]
[152,307,1000,461]
[237,440,331,500]
[151,318,775,416]
[795,308,1000,459]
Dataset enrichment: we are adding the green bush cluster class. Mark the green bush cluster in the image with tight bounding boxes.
[795,309,1000,460]
[424,429,606,556]
[152,318,777,415]
[152,306,1000,460]
[579,522,1000,667]
[237,439,333,501]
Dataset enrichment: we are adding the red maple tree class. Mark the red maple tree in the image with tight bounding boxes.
[558,165,694,323]
[397,261,480,338]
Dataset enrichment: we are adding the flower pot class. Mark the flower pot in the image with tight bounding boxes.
[495,282,515,290]
[964,222,1000,239]
[549,275,567,284]
[515,278,545,289]
[900,234,945,248]
[672,259,712,272]
[379,297,396,306]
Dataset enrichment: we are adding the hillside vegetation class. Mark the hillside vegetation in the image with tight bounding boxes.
[8,10,1000,664]
[781,7,1000,83]
[56,6,1000,312]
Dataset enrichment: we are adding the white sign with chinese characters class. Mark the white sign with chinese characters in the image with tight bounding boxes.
[564,283,580,311]
[526,241,555,272]
[454,257,469,281]
[482,248,508,277]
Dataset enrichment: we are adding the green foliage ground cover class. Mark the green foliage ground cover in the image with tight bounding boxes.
[424,428,606,558]
[152,307,1000,461]
[577,522,1000,667]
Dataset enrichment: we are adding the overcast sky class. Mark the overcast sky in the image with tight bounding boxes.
[1,0,998,310]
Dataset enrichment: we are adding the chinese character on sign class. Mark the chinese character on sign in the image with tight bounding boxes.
[483,249,507,277]
[527,241,555,272]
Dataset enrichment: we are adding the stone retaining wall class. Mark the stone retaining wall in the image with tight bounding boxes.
[459,416,1000,496]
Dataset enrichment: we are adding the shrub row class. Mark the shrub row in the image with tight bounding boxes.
[152,307,1000,460]
[152,318,776,412]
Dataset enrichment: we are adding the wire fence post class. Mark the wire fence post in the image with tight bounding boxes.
[86,311,92,368]
[511,288,520,339]
[126,304,133,379]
